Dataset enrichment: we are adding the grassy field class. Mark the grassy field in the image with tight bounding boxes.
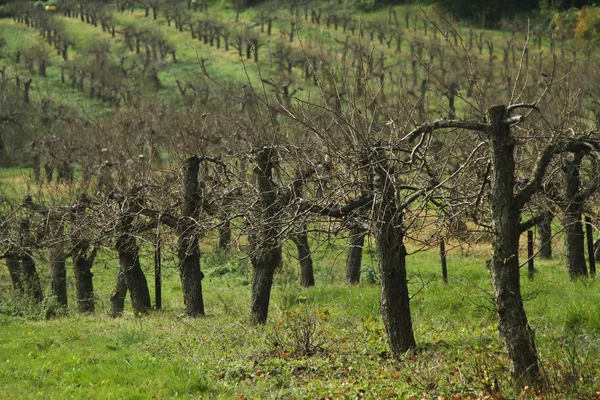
[0,184,599,398]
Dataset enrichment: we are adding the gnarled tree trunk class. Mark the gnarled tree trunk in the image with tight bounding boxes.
[372,147,416,355]
[177,156,205,317]
[563,155,588,279]
[50,249,68,307]
[293,227,314,288]
[5,255,23,293]
[249,148,282,325]
[72,243,96,313]
[21,251,43,302]
[537,217,552,260]
[19,220,43,302]
[109,266,128,318]
[115,194,151,316]
[49,214,67,307]
[115,232,151,316]
[487,105,540,385]
[346,225,366,284]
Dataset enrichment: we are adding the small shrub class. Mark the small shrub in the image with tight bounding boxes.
[40,296,67,320]
[362,263,379,284]
[0,293,47,320]
[268,307,330,357]
[204,250,248,277]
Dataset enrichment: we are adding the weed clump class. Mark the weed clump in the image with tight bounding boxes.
[268,307,331,357]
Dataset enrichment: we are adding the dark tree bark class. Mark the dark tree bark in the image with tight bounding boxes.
[293,227,314,288]
[32,153,41,183]
[538,216,552,259]
[138,157,207,317]
[346,225,366,284]
[563,154,588,279]
[109,266,128,317]
[177,156,205,317]
[115,194,152,316]
[115,232,151,315]
[48,213,68,307]
[154,233,162,310]
[585,216,596,276]
[5,256,23,293]
[44,162,54,183]
[249,148,282,325]
[111,190,152,316]
[372,147,416,355]
[21,251,43,302]
[70,199,97,313]
[71,241,96,313]
[487,105,540,385]
[19,220,43,302]
[218,214,231,250]
[50,249,67,307]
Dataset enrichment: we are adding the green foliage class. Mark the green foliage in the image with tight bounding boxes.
[437,0,539,24]
[354,0,377,12]
[0,292,66,320]
[556,6,600,38]
[0,5,10,18]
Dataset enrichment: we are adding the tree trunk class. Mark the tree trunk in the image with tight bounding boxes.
[538,217,552,259]
[72,248,95,313]
[32,153,41,182]
[21,252,43,302]
[70,199,97,314]
[44,162,53,183]
[109,266,128,317]
[487,105,540,385]
[563,156,588,279]
[564,212,588,279]
[249,148,282,325]
[346,225,366,284]
[218,215,231,250]
[5,256,23,293]
[50,250,68,307]
[154,235,162,310]
[250,256,277,325]
[178,156,205,317]
[372,147,416,356]
[114,191,151,315]
[178,229,205,316]
[293,227,314,288]
[116,233,151,316]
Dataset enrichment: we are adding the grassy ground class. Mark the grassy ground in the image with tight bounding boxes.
[0,220,599,399]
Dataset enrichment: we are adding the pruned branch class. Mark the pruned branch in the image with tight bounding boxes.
[401,118,489,142]
[297,195,373,219]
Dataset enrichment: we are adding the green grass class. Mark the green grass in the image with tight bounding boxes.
[1,229,599,398]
